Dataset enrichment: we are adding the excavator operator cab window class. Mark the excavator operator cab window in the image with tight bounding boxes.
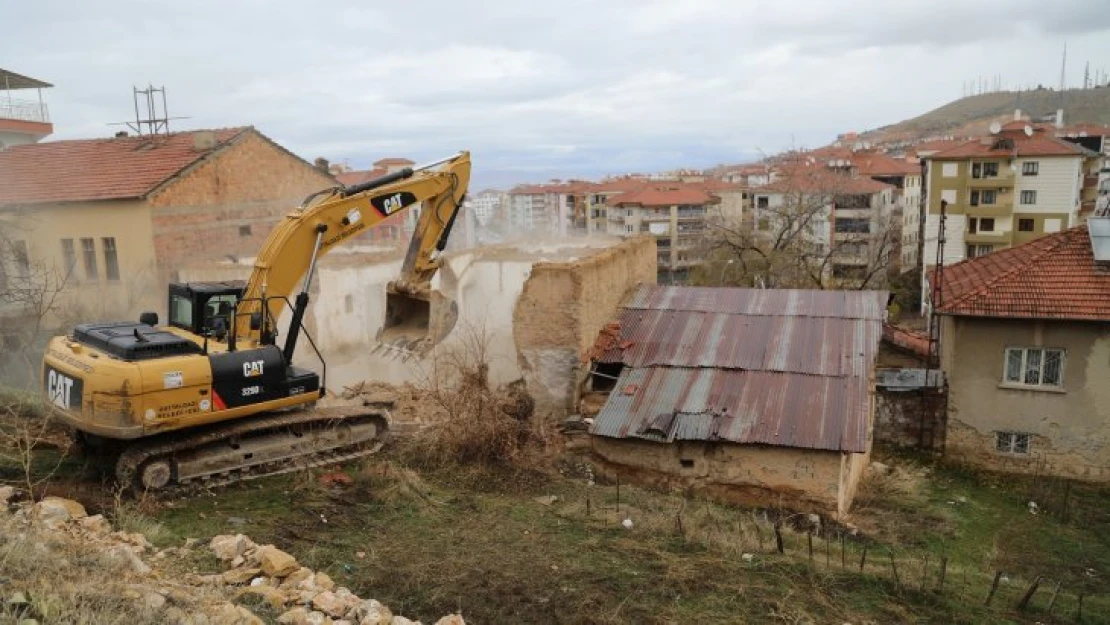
[167,281,248,337]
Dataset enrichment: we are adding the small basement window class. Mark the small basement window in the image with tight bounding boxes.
[680,459,695,469]
[239,225,252,237]
[996,431,1031,454]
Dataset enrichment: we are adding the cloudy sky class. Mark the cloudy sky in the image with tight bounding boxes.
[4,0,1109,188]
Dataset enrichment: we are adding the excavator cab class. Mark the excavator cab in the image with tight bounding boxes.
[167,281,247,340]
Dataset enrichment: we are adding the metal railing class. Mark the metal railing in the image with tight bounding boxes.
[0,98,50,123]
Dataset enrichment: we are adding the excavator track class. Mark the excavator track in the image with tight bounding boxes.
[115,406,389,493]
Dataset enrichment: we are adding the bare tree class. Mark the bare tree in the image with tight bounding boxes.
[698,155,899,290]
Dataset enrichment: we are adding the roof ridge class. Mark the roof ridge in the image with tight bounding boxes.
[940,227,1077,311]
[142,127,254,199]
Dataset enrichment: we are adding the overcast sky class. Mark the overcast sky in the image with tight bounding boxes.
[4,0,1110,188]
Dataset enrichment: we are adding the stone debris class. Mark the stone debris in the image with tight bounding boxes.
[2,495,460,625]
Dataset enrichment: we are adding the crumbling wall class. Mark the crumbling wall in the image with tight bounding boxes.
[513,237,656,412]
[874,389,946,450]
[590,437,850,516]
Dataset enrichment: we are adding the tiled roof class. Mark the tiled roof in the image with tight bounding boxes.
[927,128,1092,159]
[933,224,1110,320]
[336,167,387,186]
[372,157,415,167]
[0,128,249,206]
[856,153,921,177]
[589,285,886,453]
[607,185,717,207]
[761,166,894,195]
[881,323,930,359]
[911,138,964,156]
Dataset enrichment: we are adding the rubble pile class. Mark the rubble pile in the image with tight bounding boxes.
[0,487,462,625]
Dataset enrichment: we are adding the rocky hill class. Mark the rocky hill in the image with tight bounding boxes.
[864,87,1110,143]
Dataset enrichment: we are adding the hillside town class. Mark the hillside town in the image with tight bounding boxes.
[3,12,1110,623]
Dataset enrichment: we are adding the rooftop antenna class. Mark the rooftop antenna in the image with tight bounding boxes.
[108,84,189,136]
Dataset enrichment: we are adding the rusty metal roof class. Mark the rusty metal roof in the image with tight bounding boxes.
[593,367,870,452]
[590,285,886,453]
[624,285,888,319]
[598,309,879,377]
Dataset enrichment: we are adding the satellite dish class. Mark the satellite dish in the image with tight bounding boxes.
[1024,125,1034,137]
[989,122,1002,135]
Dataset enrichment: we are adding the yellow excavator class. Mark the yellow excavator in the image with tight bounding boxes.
[41,151,471,491]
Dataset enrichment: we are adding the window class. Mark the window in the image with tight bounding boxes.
[11,240,29,276]
[1022,162,1039,176]
[81,238,98,280]
[979,218,995,232]
[625,224,634,234]
[940,189,957,205]
[969,217,977,234]
[1020,190,1037,205]
[756,196,769,209]
[344,294,354,314]
[966,244,993,258]
[239,225,252,237]
[102,237,119,281]
[61,239,77,274]
[942,163,958,177]
[996,432,1031,454]
[970,190,980,206]
[981,190,997,205]
[1018,218,1035,232]
[835,218,870,233]
[1004,347,1064,388]
[1044,218,1062,234]
[169,294,193,327]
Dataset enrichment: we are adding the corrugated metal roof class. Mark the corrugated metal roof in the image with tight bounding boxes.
[590,285,886,453]
[593,367,870,452]
[598,309,879,376]
[624,285,888,319]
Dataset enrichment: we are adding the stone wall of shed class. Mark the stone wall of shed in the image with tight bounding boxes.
[590,437,855,517]
[513,237,656,412]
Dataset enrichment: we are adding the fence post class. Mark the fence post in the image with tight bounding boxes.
[859,544,868,573]
[825,531,830,568]
[840,533,846,569]
[1046,580,1062,614]
[807,532,813,564]
[1016,575,1042,611]
[774,522,785,554]
[888,551,902,590]
[937,556,948,593]
[920,555,929,592]
[985,570,1003,606]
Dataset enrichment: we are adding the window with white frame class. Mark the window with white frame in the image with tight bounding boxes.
[996,431,1031,454]
[1020,190,1037,205]
[1022,161,1039,176]
[1004,347,1064,388]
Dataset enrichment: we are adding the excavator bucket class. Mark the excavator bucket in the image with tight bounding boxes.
[377,282,458,353]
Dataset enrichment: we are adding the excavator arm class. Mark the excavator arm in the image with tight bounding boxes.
[233,151,471,355]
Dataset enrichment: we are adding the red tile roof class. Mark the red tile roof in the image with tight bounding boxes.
[927,127,1092,159]
[761,165,894,195]
[882,323,930,359]
[607,185,717,207]
[933,224,1110,320]
[0,128,249,206]
[911,138,964,156]
[336,167,387,186]
[855,153,921,177]
[372,157,415,167]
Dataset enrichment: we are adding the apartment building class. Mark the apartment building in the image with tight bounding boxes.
[1053,123,1110,215]
[923,121,1095,267]
[855,153,924,272]
[506,181,593,235]
[467,189,505,227]
[606,185,719,283]
[0,68,53,149]
[753,163,895,287]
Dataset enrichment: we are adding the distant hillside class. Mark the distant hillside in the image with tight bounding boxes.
[864,87,1110,143]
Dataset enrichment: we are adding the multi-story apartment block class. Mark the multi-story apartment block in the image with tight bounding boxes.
[753,164,895,286]
[467,189,504,227]
[923,120,1095,267]
[506,181,594,236]
[606,185,719,283]
[855,153,924,272]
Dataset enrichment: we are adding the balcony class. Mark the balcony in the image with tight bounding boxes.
[0,98,50,123]
[676,208,707,220]
[965,231,1012,246]
[965,198,1014,216]
[967,170,1015,188]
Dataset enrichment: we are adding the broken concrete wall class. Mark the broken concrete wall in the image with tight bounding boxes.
[590,436,859,517]
[513,237,656,411]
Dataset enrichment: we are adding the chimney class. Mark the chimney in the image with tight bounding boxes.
[314,157,330,173]
[192,130,217,151]
[1013,109,1022,121]
[1056,108,1065,129]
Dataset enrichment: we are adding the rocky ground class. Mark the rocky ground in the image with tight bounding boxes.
[0,486,463,625]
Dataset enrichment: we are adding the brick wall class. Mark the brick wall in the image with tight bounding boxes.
[147,130,335,278]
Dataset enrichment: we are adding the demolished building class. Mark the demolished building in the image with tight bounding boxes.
[586,285,887,518]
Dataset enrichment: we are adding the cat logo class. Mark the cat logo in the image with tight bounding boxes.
[45,367,83,411]
[381,193,404,215]
[243,360,265,378]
